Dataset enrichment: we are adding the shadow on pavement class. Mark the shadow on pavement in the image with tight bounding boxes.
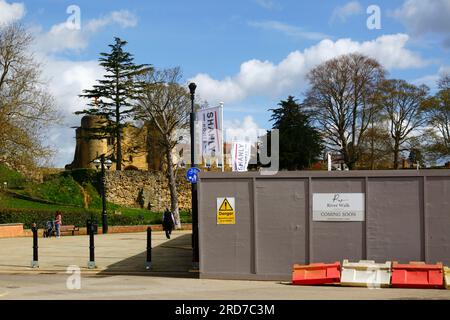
[97,234,198,279]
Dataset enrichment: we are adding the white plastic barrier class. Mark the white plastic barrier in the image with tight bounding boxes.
[445,267,450,290]
[340,260,392,288]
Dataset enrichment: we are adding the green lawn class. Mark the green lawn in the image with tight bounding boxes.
[0,191,192,225]
[0,164,26,189]
[0,192,82,211]
[0,167,191,226]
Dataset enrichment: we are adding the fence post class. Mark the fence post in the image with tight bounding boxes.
[88,221,96,269]
[146,227,152,270]
[31,223,39,268]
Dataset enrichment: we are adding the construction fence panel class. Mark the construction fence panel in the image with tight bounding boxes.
[198,170,450,281]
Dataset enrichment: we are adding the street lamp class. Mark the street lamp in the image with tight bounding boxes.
[189,82,199,268]
[94,154,113,234]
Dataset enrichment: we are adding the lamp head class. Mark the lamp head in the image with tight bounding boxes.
[188,82,197,95]
[105,159,113,170]
[93,159,101,170]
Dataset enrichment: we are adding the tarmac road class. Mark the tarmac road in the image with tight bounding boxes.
[1,273,450,300]
[1,231,450,300]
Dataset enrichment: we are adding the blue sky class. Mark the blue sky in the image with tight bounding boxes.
[1,0,449,167]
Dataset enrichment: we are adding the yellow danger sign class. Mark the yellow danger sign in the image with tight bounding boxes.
[217,197,235,225]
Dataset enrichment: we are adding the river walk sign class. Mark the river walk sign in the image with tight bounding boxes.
[216,197,235,224]
[313,193,365,222]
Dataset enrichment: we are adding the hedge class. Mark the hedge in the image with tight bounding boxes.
[0,208,160,229]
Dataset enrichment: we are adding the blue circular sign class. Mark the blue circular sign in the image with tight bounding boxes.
[186,167,201,184]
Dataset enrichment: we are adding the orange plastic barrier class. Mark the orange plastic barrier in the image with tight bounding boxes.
[391,261,444,289]
[292,262,341,285]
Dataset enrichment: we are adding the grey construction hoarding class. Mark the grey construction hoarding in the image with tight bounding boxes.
[198,170,450,281]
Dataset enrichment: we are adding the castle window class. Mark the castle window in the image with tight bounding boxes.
[107,137,114,146]
[129,155,133,162]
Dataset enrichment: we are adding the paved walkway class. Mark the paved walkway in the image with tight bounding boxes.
[0,231,193,274]
[1,231,450,300]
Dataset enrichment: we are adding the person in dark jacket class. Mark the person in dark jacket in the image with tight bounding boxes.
[162,208,175,239]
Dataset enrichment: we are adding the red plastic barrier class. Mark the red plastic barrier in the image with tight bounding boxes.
[292,262,341,285]
[391,261,444,289]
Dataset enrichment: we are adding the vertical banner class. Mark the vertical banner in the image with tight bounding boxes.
[197,105,223,168]
[231,141,252,172]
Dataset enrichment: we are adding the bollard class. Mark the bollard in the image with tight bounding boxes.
[31,223,39,268]
[88,222,96,269]
[145,227,152,270]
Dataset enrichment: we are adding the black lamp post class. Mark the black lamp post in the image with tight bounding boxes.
[94,154,112,234]
[189,82,199,268]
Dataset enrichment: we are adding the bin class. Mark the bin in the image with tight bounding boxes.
[86,220,98,235]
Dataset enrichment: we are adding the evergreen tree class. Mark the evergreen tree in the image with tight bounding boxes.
[77,37,151,170]
[269,96,323,170]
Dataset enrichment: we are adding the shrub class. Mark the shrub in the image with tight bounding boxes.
[63,169,100,187]
[0,208,158,229]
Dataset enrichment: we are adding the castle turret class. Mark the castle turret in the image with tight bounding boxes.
[70,115,108,169]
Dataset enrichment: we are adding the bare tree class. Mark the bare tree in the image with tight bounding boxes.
[135,67,190,229]
[374,79,429,169]
[0,23,59,173]
[305,53,385,169]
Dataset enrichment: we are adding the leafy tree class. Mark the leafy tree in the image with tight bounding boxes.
[373,79,428,169]
[269,96,323,170]
[358,124,391,169]
[0,23,59,173]
[408,147,425,167]
[422,74,450,160]
[77,37,151,170]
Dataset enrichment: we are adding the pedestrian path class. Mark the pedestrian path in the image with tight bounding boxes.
[0,230,193,276]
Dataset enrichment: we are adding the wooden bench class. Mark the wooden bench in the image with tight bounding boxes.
[59,225,80,236]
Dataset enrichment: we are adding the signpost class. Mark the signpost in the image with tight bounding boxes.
[186,167,201,184]
[216,197,236,224]
[313,193,365,222]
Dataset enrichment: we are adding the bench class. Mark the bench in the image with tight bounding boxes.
[59,225,80,236]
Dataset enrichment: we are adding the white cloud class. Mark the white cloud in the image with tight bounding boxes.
[249,20,330,41]
[30,10,138,166]
[39,57,104,167]
[86,10,138,32]
[330,1,363,23]
[0,0,25,25]
[33,23,88,53]
[393,0,450,47]
[34,10,138,54]
[224,116,264,143]
[190,34,427,104]
[413,65,450,90]
[253,0,277,10]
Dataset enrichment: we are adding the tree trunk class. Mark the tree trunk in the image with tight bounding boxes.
[165,143,181,229]
[370,121,375,170]
[115,77,122,171]
[116,124,122,171]
[393,141,399,169]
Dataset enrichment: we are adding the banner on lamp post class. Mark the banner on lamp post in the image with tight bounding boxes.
[231,141,252,172]
[197,105,224,169]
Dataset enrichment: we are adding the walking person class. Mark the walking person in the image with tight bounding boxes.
[55,211,62,238]
[162,208,175,239]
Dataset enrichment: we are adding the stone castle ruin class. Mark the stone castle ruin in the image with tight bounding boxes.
[66,115,190,211]
[67,115,175,171]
